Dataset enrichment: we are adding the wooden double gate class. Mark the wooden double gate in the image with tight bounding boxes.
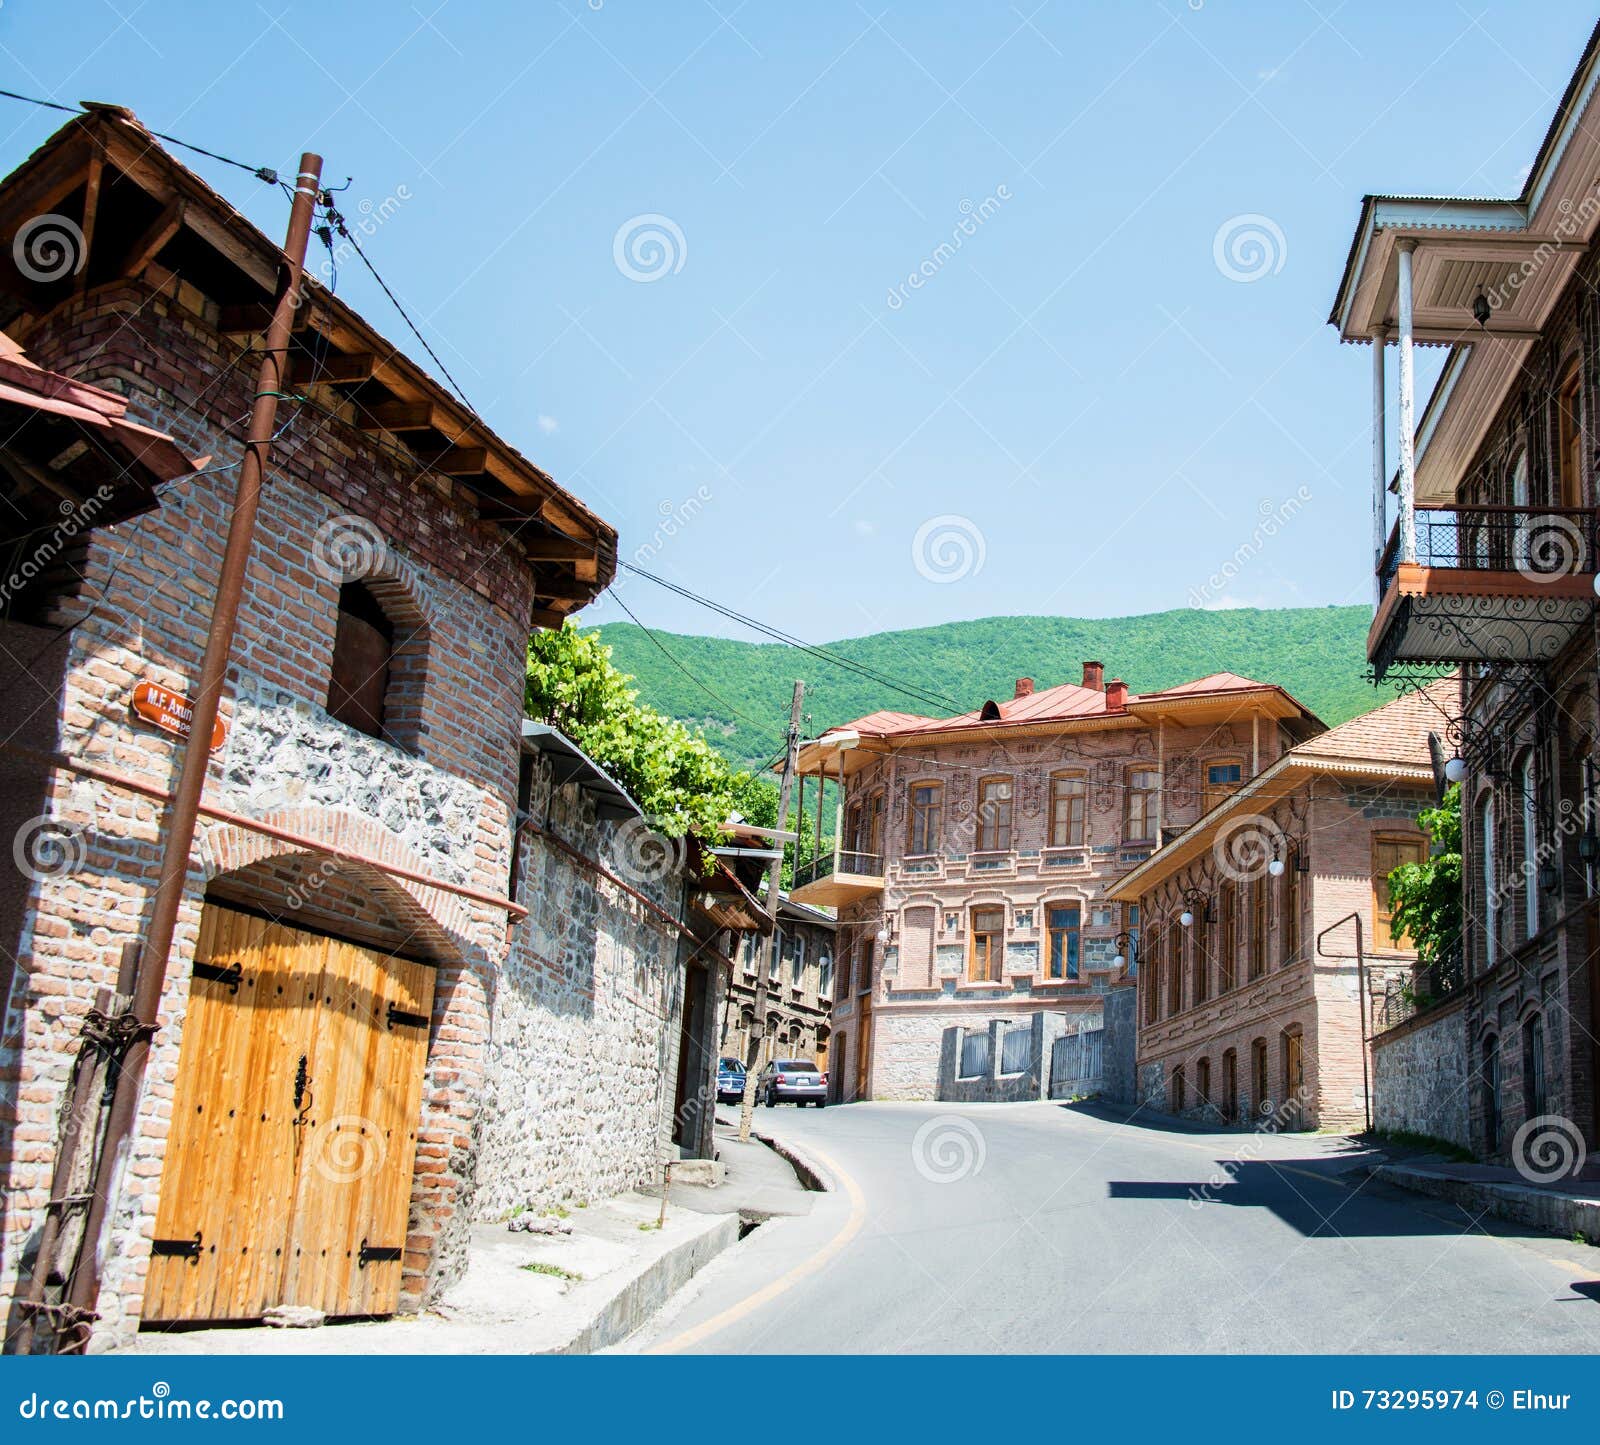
[143,905,436,1324]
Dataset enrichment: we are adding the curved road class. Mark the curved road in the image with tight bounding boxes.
[632,1101,1600,1354]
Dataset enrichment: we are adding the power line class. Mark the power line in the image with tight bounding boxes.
[617,562,970,717]
[603,585,787,758]
[0,89,284,184]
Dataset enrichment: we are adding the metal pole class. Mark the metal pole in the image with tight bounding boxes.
[1395,238,1418,566]
[1371,327,1387,604]
[738,681,804,1142]
[57,154,324,1347]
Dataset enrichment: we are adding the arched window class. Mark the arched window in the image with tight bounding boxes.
[1483,1033,1502,1152]
[1251,1037,1270,1119]
[328,582,393,739]
[1523,1014,1547,1120]
[1221,1048,1238,1124]
[1171,1063,1186,1114]
[1480,792,1499,968]
[1520,751,1539,941]
[1196,1056,1211,1111]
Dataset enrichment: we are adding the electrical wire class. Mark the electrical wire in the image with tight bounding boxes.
[0,88,284,184]
[617,562,971,718]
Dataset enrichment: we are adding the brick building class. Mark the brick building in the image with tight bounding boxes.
[1331,19,1600,1163]
[1111,683,1450,1131]
[719,894,837,1072]
[0,107,728,1349]
[792,663,1323,1102]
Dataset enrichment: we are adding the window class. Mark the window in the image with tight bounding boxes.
[1126,769,1159,843]
[1126,903,1140,970]
[1172,1064,1186,1114]
[1283,848,1301,964]
[1167,925,1182,1015]
[836,935,854,998]
[1048,771,1087,847]
[1192,909,1210,1005]
[1373,833,1428,950]
[770,929,784,981]
[969,906,1005,982]
[908,781,943,855]
[1249,877,1266,980]
[791,934,806,988]
[743,934,759,976]
[1196,1057,1211,1110]
[1203,757,1244,813]
[818,952,833,998]
[1480,794,1500,968]
[1046,905,1080,980]
[976,776,1013,852]
[1559,363,1584,509]
[1520,752,1539,940]
[866,790,886,858]
[1483,1034,1502,1152]
[328,582,394,738]
[959,1028,991,1079]
[1524,1014,1547,1119]
[1218,882,1236,993]
[1221,1049,1238,1124]
[1143,926,1160,1023]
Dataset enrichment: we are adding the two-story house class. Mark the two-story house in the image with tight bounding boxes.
[792,663,1324,1101]
[1330,19,1600,1162]
[0,106,731,1351]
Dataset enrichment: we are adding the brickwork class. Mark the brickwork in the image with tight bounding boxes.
[0,272,657,1346]
[718,908,836,1070]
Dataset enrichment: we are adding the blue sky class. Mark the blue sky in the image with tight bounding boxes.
[6,1,1596,640]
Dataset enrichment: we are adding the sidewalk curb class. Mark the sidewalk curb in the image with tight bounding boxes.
[557,1211,740,1354]
[1372,1162,1600,1244]
[751,1130,831,1194]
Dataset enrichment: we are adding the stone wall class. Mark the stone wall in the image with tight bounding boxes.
[1371,995,1472,1151]
[474,755,687,1218]
[1100,984,1137,1105]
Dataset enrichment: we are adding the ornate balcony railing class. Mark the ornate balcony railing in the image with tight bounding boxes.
[1377,505,1599,596]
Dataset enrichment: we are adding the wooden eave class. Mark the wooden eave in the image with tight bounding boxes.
[0,106,617,617]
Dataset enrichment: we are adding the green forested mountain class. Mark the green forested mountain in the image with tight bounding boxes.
[594,606,1384,771]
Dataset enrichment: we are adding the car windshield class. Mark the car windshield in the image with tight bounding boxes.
[780,1060,818,1072]
[719,1058,743,1071]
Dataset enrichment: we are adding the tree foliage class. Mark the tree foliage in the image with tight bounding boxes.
[525,625,832,889]
[1385,784,1462,965]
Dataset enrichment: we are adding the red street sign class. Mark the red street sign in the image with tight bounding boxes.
[130,682,226,751]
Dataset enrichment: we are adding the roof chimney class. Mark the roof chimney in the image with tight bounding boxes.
[1082,660,1105,692]
[1105,678,1128,710]
[1014,677,1034,699]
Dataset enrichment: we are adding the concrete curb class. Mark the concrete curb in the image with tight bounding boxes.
[751,1130,830,1194]
[557,1211,741,1354]
[1372,1162,1600,1244]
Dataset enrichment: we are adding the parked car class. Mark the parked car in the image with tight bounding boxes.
[716,1056,747,1103]
[759,1058,827,1107]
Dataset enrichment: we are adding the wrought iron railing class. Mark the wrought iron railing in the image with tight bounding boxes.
[1377,505,1599,597]
[1375,943,1465,1032]
[793,848,885,890]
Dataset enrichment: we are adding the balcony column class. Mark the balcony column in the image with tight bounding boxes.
[1395,238,1418,565]
[1370,325,1387,602]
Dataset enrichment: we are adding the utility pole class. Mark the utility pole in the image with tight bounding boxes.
[738,680,804,1143]
[40,153,325,1352]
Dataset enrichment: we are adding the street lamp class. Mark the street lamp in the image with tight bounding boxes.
[1178,888,1213,928]
[1112,930,1137,970]
[1444,755,1467,784]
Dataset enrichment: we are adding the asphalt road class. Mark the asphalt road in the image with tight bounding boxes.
[631,1100,1600,1354]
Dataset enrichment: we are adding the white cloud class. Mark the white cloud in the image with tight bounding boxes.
[537,414,559,434]
[854,519,875,536]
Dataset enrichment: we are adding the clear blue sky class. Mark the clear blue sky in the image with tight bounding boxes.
[7,1,1595,640]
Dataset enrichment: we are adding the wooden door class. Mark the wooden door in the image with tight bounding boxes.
[143,906,433,1324]
[854,994,872,1101]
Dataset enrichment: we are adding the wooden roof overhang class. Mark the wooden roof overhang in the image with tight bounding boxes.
[0,104,616,625]
[0,342,197,549]
[1327,21,1600,505]
[1107,753,1434,903]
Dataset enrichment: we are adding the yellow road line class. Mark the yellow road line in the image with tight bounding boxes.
[648,1139,868,1354]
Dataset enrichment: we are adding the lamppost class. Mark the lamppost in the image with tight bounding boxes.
[1177,888,1214,928]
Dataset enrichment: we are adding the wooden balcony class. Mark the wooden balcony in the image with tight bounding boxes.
[791,847,885,908]
[1369,505,1597,679]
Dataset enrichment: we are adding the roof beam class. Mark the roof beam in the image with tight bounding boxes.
[311,351,376,385]
[354,399,437,433]
[415,445,487,475]
[118,198,185,279]
[521,536,598,562]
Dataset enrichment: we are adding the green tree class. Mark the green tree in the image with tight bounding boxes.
[1385,783,1462,964]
